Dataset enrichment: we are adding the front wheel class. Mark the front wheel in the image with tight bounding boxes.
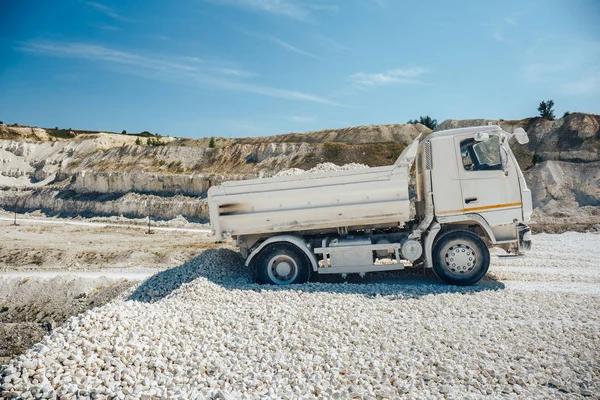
[255,243,311,285]
[432,230,490,285]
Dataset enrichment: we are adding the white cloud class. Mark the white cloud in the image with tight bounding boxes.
[493,32,508,43]
[313,34,348,51]
[20,41,196,73]
[271,38,320,59]
[289,116,316,122]
[213,67,258,77]
[85,1,133,22]
[206,0,313,21]
[93,24,120,31]
[350,67,427,87]
[239,29,323,60]
[223,82,343,105]
[503,16,518,25]
[18,41,343,106]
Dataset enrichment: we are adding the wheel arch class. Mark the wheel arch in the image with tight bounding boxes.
[245,235,319,272]
[424,215,496,268]
[436,213,497,245]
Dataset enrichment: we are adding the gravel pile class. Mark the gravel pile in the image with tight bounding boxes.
[2,235,600,399]
[275,162,368,177]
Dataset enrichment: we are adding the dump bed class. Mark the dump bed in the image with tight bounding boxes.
[208,140,419,240]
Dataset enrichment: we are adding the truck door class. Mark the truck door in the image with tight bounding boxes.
[454,135,522,226]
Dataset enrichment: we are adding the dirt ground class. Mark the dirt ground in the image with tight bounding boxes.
[0,216,217,272]
[0,214,223,365]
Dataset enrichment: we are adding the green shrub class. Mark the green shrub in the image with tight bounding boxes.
[407,115,438,130]
[323,142,344,162]
[538,100,555,120]
[209,137,216,148]
[146,137,166,146]
[49,129,76,139]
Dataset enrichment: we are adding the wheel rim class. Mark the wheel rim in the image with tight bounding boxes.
[444,244,476,274]
[267,255,298,285]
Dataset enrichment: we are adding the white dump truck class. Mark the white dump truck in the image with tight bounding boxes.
[208,125,533,285]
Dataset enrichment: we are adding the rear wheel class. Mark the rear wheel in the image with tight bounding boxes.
[255,243,311,285]
[432,229,490,285]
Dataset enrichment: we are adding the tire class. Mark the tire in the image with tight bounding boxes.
[255,242,311,285]
[432,229,490,285]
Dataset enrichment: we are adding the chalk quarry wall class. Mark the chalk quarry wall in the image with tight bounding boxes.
[0,124,425,221]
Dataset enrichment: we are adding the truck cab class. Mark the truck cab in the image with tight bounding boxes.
[414,125,532,283]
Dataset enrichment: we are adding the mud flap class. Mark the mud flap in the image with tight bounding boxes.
[518,224,532,252]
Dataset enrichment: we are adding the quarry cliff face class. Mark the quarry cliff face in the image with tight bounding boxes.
[0,115,598,225]
[0,123,425,221]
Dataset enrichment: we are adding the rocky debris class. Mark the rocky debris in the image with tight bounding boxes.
[1,234,600,398]
[68,213,202,228]
[275,162,369,177]
[526,160,600,224]
[128,249,249,303]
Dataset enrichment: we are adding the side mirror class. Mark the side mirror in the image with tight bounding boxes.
[474,131,489,141]
[513,127,529,144]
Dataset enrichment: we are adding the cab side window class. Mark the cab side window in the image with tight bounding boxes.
[460,136,502,171]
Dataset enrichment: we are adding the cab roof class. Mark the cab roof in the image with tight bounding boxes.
[427,125,502,140]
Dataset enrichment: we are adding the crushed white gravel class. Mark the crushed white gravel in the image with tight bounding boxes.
[275,162,368,177]
[2,233,600,399]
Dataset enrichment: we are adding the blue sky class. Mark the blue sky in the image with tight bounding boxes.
[0,0,599,138]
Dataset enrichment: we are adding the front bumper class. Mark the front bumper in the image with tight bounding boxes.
[518,224,532,251]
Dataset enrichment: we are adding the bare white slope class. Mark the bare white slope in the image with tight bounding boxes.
[0,134,143,186]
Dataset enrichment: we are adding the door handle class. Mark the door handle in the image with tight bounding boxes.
[465,197,478,204]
